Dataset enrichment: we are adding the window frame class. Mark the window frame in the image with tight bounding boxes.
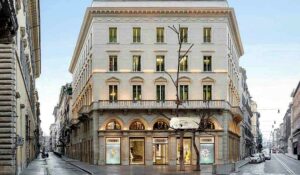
[109,85,118,102]
[180,27,188,43]
[156,85,165,101]
[132,55,141,72]
[179,85,189,101]
[203,85,212,101]
[109,27,118,43]
[133,27,141,43]
[203,56,212,72]
[132,85,142,101]
[156,27,165,43]
[156,55,165,72]
[203,27,212,43]
[179,55,188,72]
[109,55,118,72]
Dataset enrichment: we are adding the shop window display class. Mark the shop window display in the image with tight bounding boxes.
[106,138,121,164]
[177,138,192,165]
[106,120,121,130]
[129,121,145,130]
[130,138,145,164]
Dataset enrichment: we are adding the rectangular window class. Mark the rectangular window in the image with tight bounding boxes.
[133,27,141,43]
[109,85,118,101]
[133,85,142,101]
[130,138,145,164]
[156,55,165,72]
[203,85,212,100]
[179,56,188,72]
[180,85,189,101]
[156,27,164,43]
[156,85,165,101]
[109,27,117,43]
[180,27,188,43]
[106,138,121,164]
[109,55,118,72]
[203,56,212,72]
[132,55,141,72]
[177,138,191,165]
[203,27,211,43]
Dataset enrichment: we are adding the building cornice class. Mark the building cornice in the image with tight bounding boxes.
[69,7,244,72]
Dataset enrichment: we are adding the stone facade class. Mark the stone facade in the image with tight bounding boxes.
[239,68,254,159]
[67,0,244,169]
[291,81,300,159]
[250,101,261,152]
[0,0,41,174]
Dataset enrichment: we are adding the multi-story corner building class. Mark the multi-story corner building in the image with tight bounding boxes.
[251,101,261,152]
[239,68,254,158]
[279,123,285,152]
[68,0,244,168]
[52,83,72,155]
[291,81,300,159]
[0,0,41,174]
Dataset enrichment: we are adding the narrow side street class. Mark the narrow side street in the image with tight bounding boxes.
[20,153,89,175]
[236,153,300,174]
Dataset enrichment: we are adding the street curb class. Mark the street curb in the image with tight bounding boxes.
[59,155,94,175]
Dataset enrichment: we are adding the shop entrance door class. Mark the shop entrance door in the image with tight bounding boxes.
[153,143,168,164]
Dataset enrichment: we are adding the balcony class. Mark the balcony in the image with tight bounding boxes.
[79,100,243,121]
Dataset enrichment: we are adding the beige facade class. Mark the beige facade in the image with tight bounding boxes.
[0,0,41,174]
[68,0,244,168]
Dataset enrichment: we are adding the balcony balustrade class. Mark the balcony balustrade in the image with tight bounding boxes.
[78,100,243,121]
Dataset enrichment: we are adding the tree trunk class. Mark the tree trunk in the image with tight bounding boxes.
[193,131,201,171]
[179,130,185,171]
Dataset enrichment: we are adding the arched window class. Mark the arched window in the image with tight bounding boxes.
[129,121,145,130]
[153,120,169,130]
[200,120,215,130]
[106,120,121,130]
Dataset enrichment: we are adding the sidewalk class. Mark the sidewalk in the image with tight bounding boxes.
[284,153,299,160]
[62,156,213,175]
[20,155,48,175]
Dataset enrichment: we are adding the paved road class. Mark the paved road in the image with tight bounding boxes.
[20,153,89,175]
[236,153,300,175]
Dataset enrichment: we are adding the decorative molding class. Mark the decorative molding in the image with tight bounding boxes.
[130,76,144,83]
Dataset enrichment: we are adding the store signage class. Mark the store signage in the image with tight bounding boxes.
[200,137,214,144]
[200,143,214,164]
[106,138,121,164]
[153,138,168,144]
[170,117,200,129]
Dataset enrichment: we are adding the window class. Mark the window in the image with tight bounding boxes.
[179,56,188,72]
[153,121,169,130]
[156,55,165,72]
[133,85,142,101]
[203,56,212,72]
[129,121,145,130]
[203,27,211,43]
[109,55,118,72]
[156,85,165,101]
[132,55,141,72]
[180,27,188,43]
[109,27,117,43]
[133,27,141,43]
[109,85,118,101]
[156,27,164,43]
[106,120,121,130]
[200,120,215,129]
[180,85,189,101]
[203,85,212,100]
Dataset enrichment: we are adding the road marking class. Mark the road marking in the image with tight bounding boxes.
[274,155,296,175]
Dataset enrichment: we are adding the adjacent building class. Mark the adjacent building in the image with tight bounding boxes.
[239,68,254,158]
[0,0,41,174]
[67,0,244,168]
[291,81,300,159]
[51,83,72,155]
[251,101,262,152]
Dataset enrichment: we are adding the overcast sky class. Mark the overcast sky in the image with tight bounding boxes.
[38,0,300,139]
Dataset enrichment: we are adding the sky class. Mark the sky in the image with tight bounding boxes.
[38,0,300,139]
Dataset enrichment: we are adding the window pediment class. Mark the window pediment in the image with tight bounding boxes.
[201,76,215,83]
[178,76,191,83]
[154,77,167,84]
[106,77,120,84]
[130,76,144,83]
